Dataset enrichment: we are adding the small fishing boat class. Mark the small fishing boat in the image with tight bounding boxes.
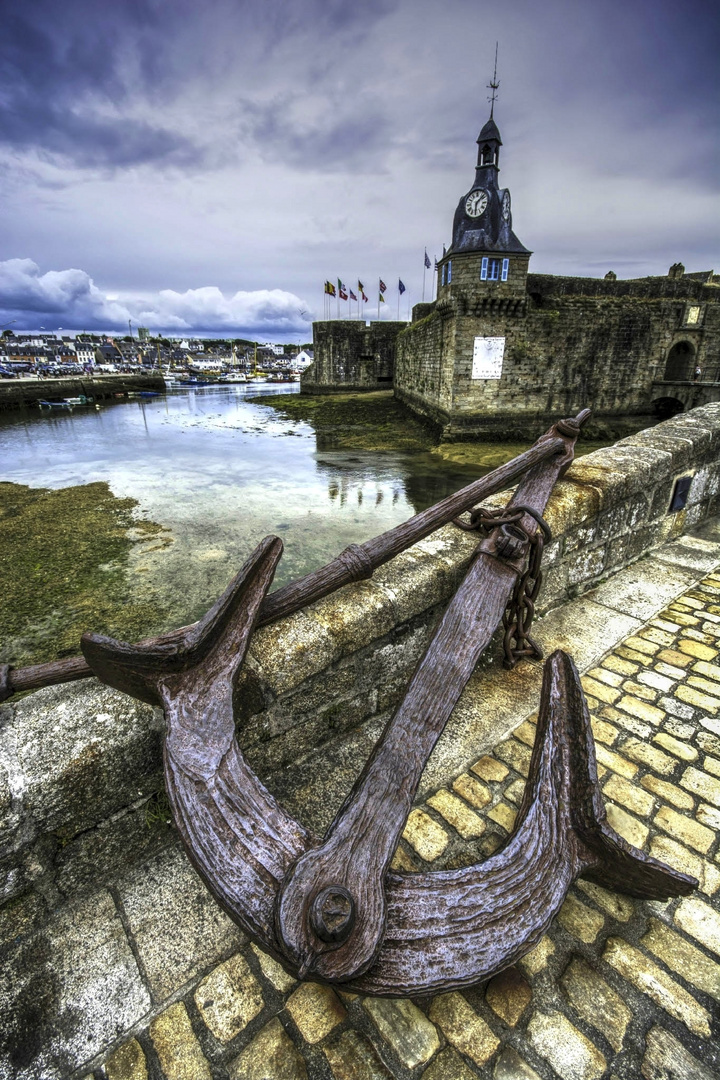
[64,395,94,406]
[138,391,160,397]
[38,399,72,410]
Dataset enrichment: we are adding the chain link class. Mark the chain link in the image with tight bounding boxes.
[453,505,551,669]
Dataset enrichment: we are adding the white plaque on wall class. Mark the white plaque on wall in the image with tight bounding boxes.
[472,336,505,379]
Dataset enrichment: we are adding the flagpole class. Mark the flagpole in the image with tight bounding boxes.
[397,288,400,320]
[378,280,380,322]
[422,251,427,302]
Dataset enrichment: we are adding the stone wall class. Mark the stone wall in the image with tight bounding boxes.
[1,405,719,931]
[0,372,165,410]
[301,320,406,394]
[394,275,720,438]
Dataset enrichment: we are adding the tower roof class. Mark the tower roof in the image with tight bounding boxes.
[477,117,502,145]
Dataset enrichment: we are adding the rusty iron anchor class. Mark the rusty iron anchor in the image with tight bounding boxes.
[80,411,696,995]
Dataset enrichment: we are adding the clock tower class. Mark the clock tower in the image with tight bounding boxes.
[437,111,530,302]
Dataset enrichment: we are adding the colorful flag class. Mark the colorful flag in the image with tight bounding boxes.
[424,250,431,269]
[361,291,368,303]
[398,279,406,294]
[325,281,336,296]
[379,279,387,293]
[338,279,348,300]
[379,293,386,303]
[349,289,358,301]
[358,280,365,292]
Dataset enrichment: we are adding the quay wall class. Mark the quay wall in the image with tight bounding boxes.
[0,372,165,410]
[301,320,406,394]
[1,404,720,931]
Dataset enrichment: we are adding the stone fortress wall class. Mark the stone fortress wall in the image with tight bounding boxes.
[301,320,406,394]
[394,271,720,439]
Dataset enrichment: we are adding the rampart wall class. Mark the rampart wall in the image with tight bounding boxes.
[395,278,720,438]
[301,320,406,394]
[2,403,719,928]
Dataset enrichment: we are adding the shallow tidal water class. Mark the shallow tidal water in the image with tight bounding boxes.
[1,384,493,658]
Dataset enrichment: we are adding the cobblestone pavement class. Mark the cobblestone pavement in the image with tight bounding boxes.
[87,573,720,1079]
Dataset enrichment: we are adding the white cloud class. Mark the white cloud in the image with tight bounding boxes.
[0,259,313,337]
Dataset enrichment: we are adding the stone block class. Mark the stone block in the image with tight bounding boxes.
[251,943,297,993]
[0,889,150,1080]
[452,772,492,809]
[557,893,606,943]
[149,1002,212,1080]
[363,998,440,1069]
[429,990,500,1065]
[603,937,711,1036]
[641,1024,716,1080]
[426,789,485,838]
[674,896,720,956]
[526,1009,606,1080]
[587,558,698,622]
[323,1030,392,1079]
[120,843,244,1002]
[420,1048,476,1080]
[641,918,720,1003]
[194,952,264,1043]
[493,1047,541,1080]
[104,1038,148,1080]
[484,967,532,1026]
[285,981,346,1044]
[561,957,631,1051]
[228,1017,307,1079]
[249,609,339,696]
[654,806,714,853]
[402,808,450,862]
[576,880,634,922]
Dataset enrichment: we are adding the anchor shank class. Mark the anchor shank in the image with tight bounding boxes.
[276,414,587,982]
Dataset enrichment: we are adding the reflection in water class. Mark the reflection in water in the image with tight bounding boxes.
[0,385,479,642]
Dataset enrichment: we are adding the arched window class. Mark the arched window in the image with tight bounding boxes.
[482,143,494,165]
[663,341,695,381]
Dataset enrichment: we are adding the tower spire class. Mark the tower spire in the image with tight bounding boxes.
[487,42,499,119]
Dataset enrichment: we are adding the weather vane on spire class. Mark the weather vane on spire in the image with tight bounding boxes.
[487,42,499,118]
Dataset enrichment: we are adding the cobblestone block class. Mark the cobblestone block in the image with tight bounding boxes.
[624,635,660,656]
[420,1048,475,1080]
[149,1002,213,1080]
[402,808,450,861]
[487,802,517,832]
[657,648,693,668]
[557,894,605,943]
[680,766,720,806]
[471,756,509,782]
[587,666,623,688]
[561,957,631,1052]
[594,743,638,778]
[504,778,527,805]
[526,1009,606,1080]
[363,998,440,1069]
[653,733,698,761]
[602,655,639,676]
[429,990,500,1065]
[484,967,532,1026]
[590,716,619,745]
[638,671,676,693]
[641,918,720,1002]
[703,753,720,777]
[250,943,297,993]
[194,952,264,1043]
[228,1017,307,1079]
[602,938,711,1036]
[655,660,689,680]
[641,1024,716,1080]
[605,802,649,847]
[285,982,346,1044]
[621,739,676,775]
[687,675,720,703]
[493,1047,541,1079]
[691,660,720,683]
[581,675,620,704]
[654,806,715,853]
[649,835,705,887]
[602,773,655,816]
[495,739,531,777]
[678,639,719,662]
[599,703,653,740]
[617,695,665,726]
[104,1039,148,1080]
[674,896,720,956]
[622,679,659,702]
[576,880,634,921]
[518,935,555,976]
[641,626,677,647]
[696,802,720,830]
[452,772,492,809]
[426,789,486,838]
[323,1030,392,1080]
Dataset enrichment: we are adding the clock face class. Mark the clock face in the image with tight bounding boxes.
[502,191,511,221]
[465,189,488,218]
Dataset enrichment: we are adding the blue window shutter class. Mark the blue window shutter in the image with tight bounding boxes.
[501,258,509,282]
[448,261,452,283]
[441,264,445,286]
[480,257,488,280]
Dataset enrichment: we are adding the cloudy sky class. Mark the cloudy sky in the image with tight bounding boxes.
[1,0,718,340]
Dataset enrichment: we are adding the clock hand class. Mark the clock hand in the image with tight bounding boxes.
[275,412,590,982]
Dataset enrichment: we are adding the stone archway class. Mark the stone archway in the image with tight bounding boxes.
[664,340,695,381]
[653,396,685,420]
